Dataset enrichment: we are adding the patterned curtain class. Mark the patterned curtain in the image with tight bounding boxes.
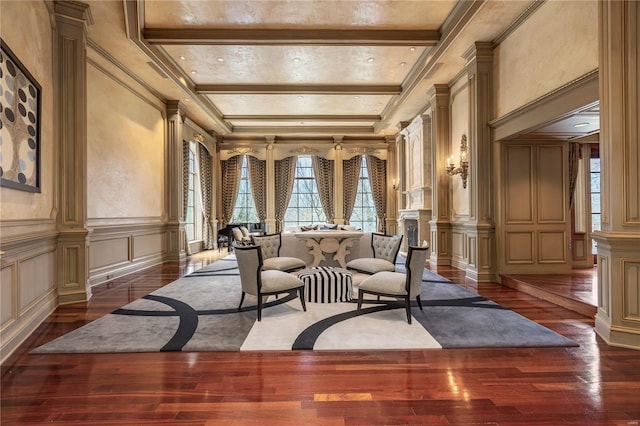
[182,141,192,255]
[221,155,243,226]
[568,142,581,209]
[247,155,267,221]
[198,145,214,250]
[365,155,387,233]
[274,156,297,232]
[312,156,334,222]
[342,156,362,223]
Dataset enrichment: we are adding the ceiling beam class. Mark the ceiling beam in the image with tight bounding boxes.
[197,84,400,95]
[144,28,440,46]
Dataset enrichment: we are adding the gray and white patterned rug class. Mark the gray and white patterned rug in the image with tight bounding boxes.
[32,256,577,353]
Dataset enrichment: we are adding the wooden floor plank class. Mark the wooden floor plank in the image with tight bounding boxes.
[2,251,640,425]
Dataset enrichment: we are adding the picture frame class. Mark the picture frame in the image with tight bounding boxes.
[0,37,41,193]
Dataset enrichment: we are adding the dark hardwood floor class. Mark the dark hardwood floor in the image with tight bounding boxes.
[2,252,640,425]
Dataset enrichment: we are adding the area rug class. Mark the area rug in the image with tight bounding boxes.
[31,256,577,353]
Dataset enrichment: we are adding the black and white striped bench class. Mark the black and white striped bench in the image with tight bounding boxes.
[296,267,353,303]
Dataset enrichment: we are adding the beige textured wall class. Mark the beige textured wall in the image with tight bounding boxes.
[86,64,165,219]
[0,1,55,221]
[449,77,470,217]
[494,0,598,118]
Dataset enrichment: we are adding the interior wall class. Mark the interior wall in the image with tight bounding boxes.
[85,63,166,286]
[494,0,598,118]
[0,1,58,363]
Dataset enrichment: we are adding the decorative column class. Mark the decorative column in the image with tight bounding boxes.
[165,101,186,261]
[385,135,398,235]
[593,0,640,349]
[333,136,345,225]
[463,42,496,282]
[265,136,277,233]
[428,84,453,265]
[55,1,93,304]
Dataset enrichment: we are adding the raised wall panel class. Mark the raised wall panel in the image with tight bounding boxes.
[538,231,567,263]
[133,233,164,260]
[623,261,640,321]
[537,145,566,223]
[1,265,15,327]
[598,255,610,314]
[90,238,130,270]
[506,232,534,263]
[505,145,533,223]
[19,252,55,314]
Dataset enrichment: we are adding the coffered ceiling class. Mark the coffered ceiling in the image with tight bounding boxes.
[84,0,574,142]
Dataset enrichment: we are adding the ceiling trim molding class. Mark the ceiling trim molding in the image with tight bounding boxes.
[122,0,232,134]
[231,125,375,135]
[374,0,485,133]
[225,115,380,122]
[143,28,441,46]
[197,84,401,95]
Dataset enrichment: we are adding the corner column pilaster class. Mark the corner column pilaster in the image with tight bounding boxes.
[463,42,496,282]
[594,0,640,350]
[165,101,186,261]
[428,84,453,265]
[385,136,398,235]
[265,136,277,233]
[55,1,93,304]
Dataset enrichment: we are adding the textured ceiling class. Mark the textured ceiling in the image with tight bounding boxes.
[84,0,598,142]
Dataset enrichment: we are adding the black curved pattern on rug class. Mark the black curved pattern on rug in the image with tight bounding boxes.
[112,293,298,351]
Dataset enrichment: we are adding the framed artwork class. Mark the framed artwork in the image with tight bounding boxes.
[0,38,41,193]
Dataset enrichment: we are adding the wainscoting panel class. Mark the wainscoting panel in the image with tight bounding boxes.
[88,222,166,287]
[538,231,567,263]
[537,145,566,223]
[598,255,610,315]
[0,232,58,364]
[90,237,130,270]
[505,232,534,264]
[505,145,533,223]
[623,261,640,322]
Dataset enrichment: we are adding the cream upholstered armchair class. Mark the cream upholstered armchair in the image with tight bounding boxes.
[346,233,403,275]
[232,226,252,245]
[234,243,307,321]
[356,245,429,324]
[252,233,306,272]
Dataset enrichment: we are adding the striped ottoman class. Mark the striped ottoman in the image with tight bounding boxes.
[296,267,353,303]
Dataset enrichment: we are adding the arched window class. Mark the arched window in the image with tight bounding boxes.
[350,156,377,232]
[232,155,258,223]
[284,156,326,228]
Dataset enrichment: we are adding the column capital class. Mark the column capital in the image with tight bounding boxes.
[166,100,186,121]
[55,0,93,29]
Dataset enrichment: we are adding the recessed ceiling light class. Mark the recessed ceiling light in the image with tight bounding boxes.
[184,98,190,102]
[367,57,375,62]
[179,56,186,61]
[410,47,416,52]
[217,57,224,62]
[400,62,407,67]
[298,95,303,99]
[354,96,360,99]
[293,58,300,62]
[190,70,197,75]
[574,122,589,128]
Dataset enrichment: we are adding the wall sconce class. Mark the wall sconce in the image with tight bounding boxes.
[446,134,469,189]
[391,178,398,191]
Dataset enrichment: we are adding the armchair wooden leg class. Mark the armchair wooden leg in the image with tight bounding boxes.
[257,293,262,321]
[416,295,424,311]
[238,292,246,311]
[405,296,412,324]
[357,290,364,312]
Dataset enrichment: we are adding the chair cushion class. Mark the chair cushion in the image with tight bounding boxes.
[358,271,407,295]
[346,258,395,274]
[263,256,306,272]
[260,270,304,292]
